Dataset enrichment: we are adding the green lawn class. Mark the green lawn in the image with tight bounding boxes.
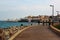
[54,24,60,30]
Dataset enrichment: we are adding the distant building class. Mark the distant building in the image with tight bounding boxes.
[52,15,60,22]
[24,15,49,22]
[18,18,28,22]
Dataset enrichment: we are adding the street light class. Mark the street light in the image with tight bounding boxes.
[50,5,54,25]
[56,11,59,16]
[50,5,54,17]
[56,11,59,22]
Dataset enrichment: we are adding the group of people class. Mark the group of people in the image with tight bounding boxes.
[37,19,53,26]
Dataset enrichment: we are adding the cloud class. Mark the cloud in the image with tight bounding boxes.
[17,5,49,11]
[0,0,52,20]
[0,4,49,11]
[49,0,60,11]
[0,0,50,11]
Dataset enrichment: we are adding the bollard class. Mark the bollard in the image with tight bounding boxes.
[20,24,24,29]
[31,24,32,25]
[21,24,23,26]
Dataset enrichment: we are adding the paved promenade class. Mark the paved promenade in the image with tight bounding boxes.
[14,24,60,40]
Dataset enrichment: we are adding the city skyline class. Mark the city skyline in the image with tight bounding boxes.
[0,0,60,20]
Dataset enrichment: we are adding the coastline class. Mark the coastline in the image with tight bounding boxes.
[0,21,37,40]
[0,25,31,40]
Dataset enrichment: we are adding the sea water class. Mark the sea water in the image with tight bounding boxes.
[0,21,33,28]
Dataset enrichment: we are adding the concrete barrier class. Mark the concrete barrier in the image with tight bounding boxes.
[8,26,31,40]
[50,25,60,35]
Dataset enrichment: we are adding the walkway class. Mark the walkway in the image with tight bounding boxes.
[14,24,60,40]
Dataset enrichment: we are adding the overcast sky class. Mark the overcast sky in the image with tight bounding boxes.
[0,0,60,20]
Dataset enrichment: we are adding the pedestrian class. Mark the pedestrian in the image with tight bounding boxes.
[45,20,47,26]
[49,19,51,27]
[43,21,44,26]
[38,21,40,25]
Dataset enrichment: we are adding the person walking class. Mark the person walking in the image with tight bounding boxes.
[49,18,51,27]
[46,20,47,26]
[38,21,40,25]
[43,20,44,26]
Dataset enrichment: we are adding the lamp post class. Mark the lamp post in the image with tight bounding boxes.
[50,5,54,25]
[56,11,59,16]
[56,11,60,22]
[50,5,54,18]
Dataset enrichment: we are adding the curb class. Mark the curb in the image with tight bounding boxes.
[8,26,31,40]
[50,25,60,35]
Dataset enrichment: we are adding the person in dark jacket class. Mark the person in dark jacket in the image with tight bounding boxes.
[38,21,40,24]
[43,21,44,26]
[49,19,51,27]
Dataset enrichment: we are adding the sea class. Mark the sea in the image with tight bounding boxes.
[0,21,34,28]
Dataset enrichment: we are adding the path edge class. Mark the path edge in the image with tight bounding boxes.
[50,25,60,35]
[8,26,31,40]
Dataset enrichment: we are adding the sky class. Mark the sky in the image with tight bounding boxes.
[0,0,60,20]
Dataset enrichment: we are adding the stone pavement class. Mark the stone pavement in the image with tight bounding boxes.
[14,24,60,40]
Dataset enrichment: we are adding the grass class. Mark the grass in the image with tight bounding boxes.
[54,24,60,30]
